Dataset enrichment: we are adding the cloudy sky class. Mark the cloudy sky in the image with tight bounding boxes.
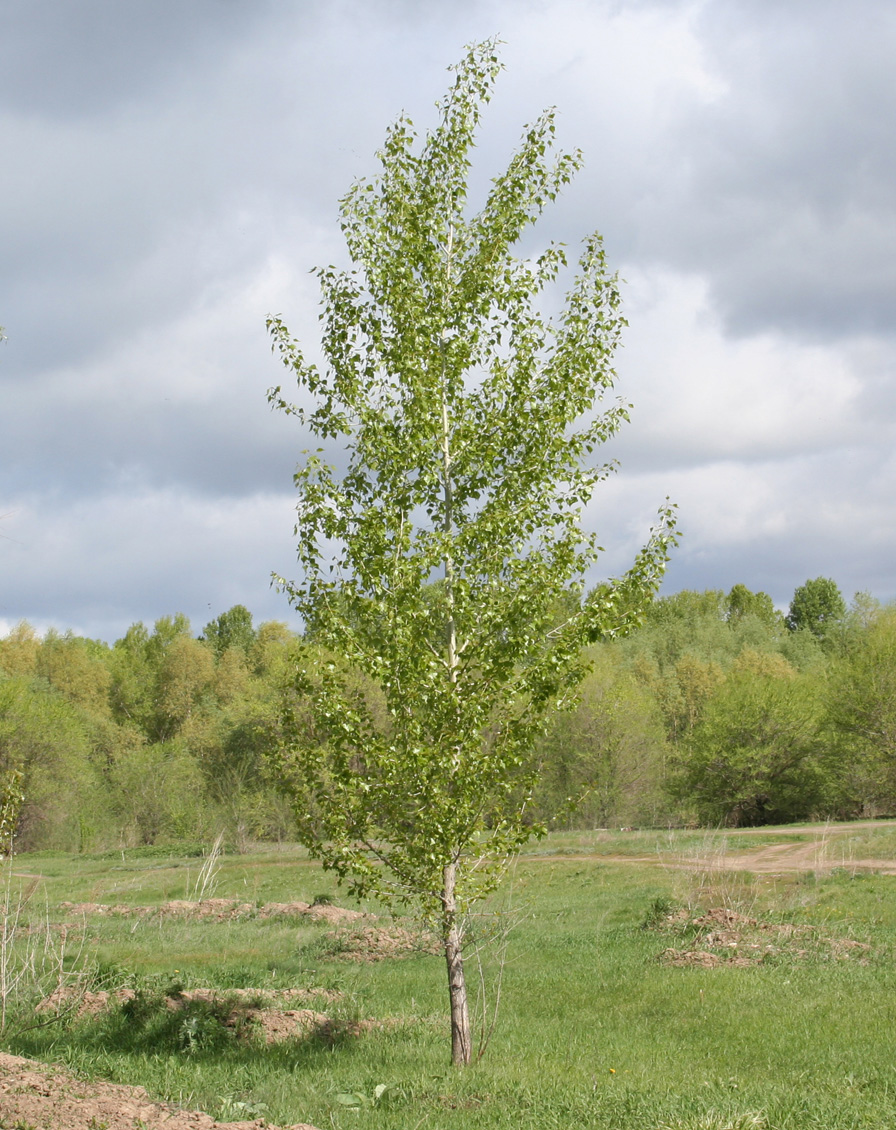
[2,0,894,642]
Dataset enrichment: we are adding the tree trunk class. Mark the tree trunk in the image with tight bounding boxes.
[442,861,472,1066]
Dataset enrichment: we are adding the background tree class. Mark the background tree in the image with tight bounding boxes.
[109,622,155,732]
[827,604,896,814]
[0,622,40,678]
[534,649,670,828]
[0,678,95,850]
[36,631,112,717]
[268,42,674,1065]
[787,577,846,638]
[201,604,257,659]
[0,766,24,856]
[671,665,826,826]
[725,583,778,629]
[626,590,730,675]
[107,738,208,845]
[154,635,215,741]
[0,609,301,851]
[249,620,294,677]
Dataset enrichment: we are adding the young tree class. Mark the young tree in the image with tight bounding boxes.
[268,42,675,1066]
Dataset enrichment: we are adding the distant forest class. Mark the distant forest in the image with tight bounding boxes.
[1,578,894,853]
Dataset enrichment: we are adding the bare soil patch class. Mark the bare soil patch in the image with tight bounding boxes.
[0,1050,320,1130]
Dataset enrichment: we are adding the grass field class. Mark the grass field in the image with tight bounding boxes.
[3,823,896,1129]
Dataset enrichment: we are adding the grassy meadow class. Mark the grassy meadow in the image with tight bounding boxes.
[2,825,896,1129]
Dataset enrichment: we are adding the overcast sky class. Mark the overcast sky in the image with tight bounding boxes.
[2,0,895,642]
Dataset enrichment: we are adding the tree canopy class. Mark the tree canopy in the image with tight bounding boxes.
[787,577,846,637]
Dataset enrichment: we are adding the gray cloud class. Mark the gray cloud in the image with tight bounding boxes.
[0,0,277,120]
[630,0,896,338]
[2,0,895,640]
[0,487,299,640]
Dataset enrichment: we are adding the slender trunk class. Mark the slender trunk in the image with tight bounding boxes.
[441,386,457,680]
[439,224,458,686]
[438,226,470,1067]
[442,861,472,1066]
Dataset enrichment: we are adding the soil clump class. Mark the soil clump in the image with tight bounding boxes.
[652,906,872,968]
[0,1050,319,1130]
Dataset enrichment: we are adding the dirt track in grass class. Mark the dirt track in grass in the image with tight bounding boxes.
[526,820,896,874]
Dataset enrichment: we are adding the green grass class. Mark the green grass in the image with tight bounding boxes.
[3,825,896,1129]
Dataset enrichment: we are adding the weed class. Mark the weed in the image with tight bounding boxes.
[641,895,681,929]
[107,984,255,1056]
[217,1094,270,1120]
[332,1083,391,1109]
[657,1114,767,1130]
[0,870,88,1035]
[187,831,225,902]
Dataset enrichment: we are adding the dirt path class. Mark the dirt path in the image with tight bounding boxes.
[526,820,896,875]
[721,837,895,873]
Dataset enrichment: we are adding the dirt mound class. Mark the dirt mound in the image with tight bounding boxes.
[693,908,758,928]
[34,985,382,1049]
[59,899,367,923]
[0,1051,319,1130]
[175,987,342,1005]
[661,948,737,969]
[38,985,343,1023]
[162,989,364,1046]
[259,900,366,924]
[160,898,258,918]
[326,924,441,961]
[249,1008,380,1044]
[38,986,137,1018]
[60,900,148,917]
[653,906,872,968]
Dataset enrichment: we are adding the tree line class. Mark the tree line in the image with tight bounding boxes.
[537,577,896,830]
[0,606,296,852]
[0,577,893,853]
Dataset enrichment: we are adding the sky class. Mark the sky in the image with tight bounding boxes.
[2,0,895,643]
